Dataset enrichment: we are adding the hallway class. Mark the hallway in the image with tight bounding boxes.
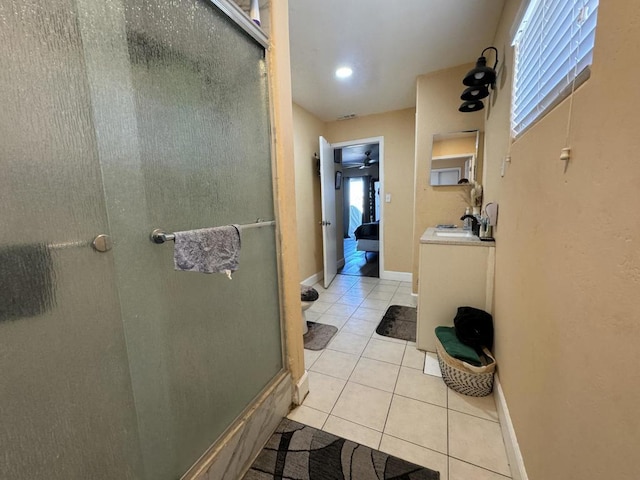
[290,274,511,480]
[338,238,379,277]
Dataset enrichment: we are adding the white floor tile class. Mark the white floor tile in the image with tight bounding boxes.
[295,275,511,480]
[325,284,353,295]
[371,332,407,345]
[363,338,406,365]
[303,371,347,413]
[316,292,342,304]
[323,416,382,450]
[379,435,448,479]
[333,276,359,286]
[384,395,448,454]
[287,405,328,429]
[366,290,395,301]
[356,277,380,285]
[449,458,511,480]
[448,410,511,477]
[351,307,385,322]
[309,349,359,380]
[332,382,392,431]
[340,318,379,337]
[370,284,399,293]
[327,331,370,356]
[390,293,417,307]
[309,300,333,313]
[336,294,365,306]
[402,346,426,370]
[347,285,376,296]
[350,357,400,393]
[448,390,499,422]
[316,313,349,329]
[395,286,414,295]
[305,310,322,322]
[395,367,447,407]
[304,349,322,369]
[361,298,391,310]
[423,352,443,377]
[326,303,358,317]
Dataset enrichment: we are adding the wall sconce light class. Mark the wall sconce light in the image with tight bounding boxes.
[459,46,498,113]
[461,85,490,101]
[459,101,485,113]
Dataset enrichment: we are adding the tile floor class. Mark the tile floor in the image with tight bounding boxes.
[289,274,512,480]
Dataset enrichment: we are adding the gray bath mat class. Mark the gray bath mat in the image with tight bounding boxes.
[376,305,417,342]
[303,322,338,350]
[243,418,440,479]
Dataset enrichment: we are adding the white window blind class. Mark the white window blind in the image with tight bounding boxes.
[511,0,599,137]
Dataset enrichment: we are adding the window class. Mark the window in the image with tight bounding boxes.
[511,0,599,137]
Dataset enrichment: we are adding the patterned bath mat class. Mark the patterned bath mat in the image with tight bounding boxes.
[376,305,417,342]
[303,322,338,351]
[243,418,439,479]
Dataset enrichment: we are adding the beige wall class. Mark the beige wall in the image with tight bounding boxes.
[432,135,476,157]
[292,103,326,281]
[483,1,640,479]
[412,65,484,290]
[326,108,416,274]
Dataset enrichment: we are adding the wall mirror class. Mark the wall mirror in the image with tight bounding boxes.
[429,130,480,186]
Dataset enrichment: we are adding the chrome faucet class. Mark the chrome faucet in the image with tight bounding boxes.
[460,214,480,236]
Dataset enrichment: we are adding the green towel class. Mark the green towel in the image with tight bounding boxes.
[435,326,482,366]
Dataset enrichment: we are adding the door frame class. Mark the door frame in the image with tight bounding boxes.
[331,136,385,277]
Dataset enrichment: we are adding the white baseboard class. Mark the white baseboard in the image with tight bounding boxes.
[293,370,309,405]
[305,266,406,285]
[380,271,412,283]
[301,271,323,286]
[494,374,528,480]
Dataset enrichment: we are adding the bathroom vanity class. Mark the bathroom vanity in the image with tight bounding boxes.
[417,228,495,352]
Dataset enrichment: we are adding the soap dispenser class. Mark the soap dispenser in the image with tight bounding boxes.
[462,207,472,231]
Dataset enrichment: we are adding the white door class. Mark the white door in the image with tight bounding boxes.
[319,136,337,288]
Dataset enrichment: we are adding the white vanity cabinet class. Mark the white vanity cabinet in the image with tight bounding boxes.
[417,228,495,352]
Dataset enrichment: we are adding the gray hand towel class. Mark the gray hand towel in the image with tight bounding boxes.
[173,225,241,276]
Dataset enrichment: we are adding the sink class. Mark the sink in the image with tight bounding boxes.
[434,230,476,238]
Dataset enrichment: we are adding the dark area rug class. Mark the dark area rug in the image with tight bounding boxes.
[376,305,417,342]
[243,418,439,479]
[303,322,338,351]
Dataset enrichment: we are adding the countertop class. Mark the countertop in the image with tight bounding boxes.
[420,227,495,247]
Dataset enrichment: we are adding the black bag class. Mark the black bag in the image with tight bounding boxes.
[453,306,494,350]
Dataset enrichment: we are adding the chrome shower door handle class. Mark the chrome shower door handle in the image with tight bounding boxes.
[92,234,113,252]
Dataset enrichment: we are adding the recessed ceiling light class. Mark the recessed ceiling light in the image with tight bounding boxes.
[335,67,353,79]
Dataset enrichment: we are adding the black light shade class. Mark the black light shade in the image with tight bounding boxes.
[463,56,497,86]
[461,85,490,101]
[459,100,485,113]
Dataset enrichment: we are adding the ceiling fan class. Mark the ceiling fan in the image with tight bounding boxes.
[345,150,378,169]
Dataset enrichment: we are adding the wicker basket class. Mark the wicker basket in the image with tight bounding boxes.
[435,337,496,397]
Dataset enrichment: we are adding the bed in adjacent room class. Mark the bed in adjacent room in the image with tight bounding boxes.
[354,221,379,253]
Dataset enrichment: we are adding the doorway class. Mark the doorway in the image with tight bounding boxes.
[334,138,383,278]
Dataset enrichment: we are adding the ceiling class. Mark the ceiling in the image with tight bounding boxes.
[288,0,505,121]
[340,143,379,168]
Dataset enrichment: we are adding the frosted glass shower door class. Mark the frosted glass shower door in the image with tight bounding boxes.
[0,2,143,479]
[85,1,284,478]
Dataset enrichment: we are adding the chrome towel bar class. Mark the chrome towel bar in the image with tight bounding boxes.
[150,220,276,244]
